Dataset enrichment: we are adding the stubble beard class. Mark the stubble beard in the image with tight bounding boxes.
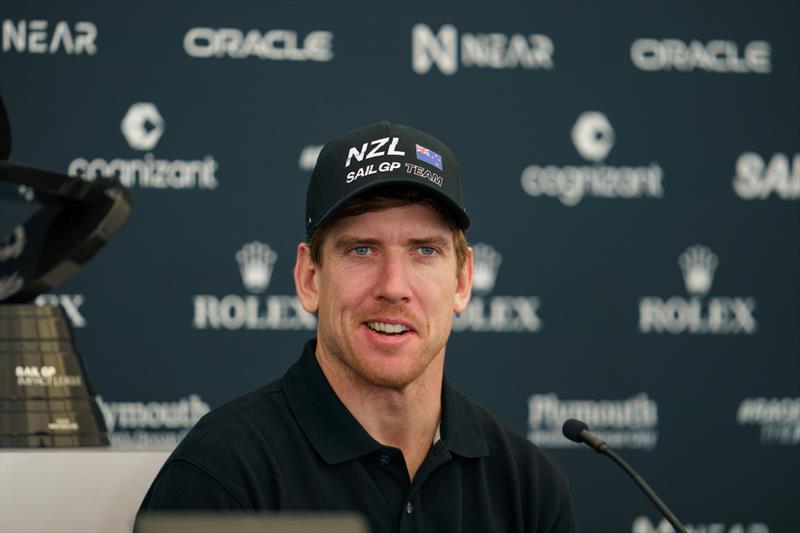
[318,317,448,391]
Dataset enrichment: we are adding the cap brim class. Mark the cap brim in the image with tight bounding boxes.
[311,173,469,237]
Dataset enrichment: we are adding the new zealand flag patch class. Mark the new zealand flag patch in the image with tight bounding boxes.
[415,144,443,170]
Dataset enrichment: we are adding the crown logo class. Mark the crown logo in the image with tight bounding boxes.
[678,245,718,296]
[471,243,502,295]
[235,241,278,294]
[0,226,26,263]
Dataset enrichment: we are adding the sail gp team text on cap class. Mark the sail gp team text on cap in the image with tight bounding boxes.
[305,121,469,237]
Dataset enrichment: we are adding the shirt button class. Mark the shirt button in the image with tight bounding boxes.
[378,454,391,465]
[406,502,413,514]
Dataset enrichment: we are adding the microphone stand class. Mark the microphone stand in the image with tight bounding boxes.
[597,443,687,533]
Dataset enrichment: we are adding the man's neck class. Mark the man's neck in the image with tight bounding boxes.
[315,347,444,482]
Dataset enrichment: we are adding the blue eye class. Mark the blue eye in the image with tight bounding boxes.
[353,246,370,256]
[418,247,437,256]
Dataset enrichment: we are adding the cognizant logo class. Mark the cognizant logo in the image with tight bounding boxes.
[521,111,664,205]
[67,102,219,190]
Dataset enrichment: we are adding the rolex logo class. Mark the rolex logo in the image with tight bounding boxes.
[193,241,315,331]
[235,241,278,294]
[639,244,755,335]
[471,243,502,295]
[678,245,718,296]
[454,242,540,333]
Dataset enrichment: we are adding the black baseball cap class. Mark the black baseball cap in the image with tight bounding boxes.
[305,122,469,237]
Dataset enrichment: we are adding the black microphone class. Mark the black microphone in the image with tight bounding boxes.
[562,418,687,533]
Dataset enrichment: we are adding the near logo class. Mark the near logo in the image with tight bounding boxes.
[2,19,97,55]
[412,23,553,75]
[633,516,768,533]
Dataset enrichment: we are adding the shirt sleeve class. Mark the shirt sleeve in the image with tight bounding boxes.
[137,459,248,512]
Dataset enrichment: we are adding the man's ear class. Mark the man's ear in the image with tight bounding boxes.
[453,246,473,314]
[294,243,320,313]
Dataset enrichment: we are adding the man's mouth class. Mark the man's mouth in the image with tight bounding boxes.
[366,321,411,336]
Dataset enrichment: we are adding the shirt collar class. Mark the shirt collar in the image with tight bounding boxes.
[439,377,490,458]
[283,338,489,464]
[282,339,380,464]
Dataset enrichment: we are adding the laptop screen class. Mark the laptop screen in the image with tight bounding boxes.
[134,512,370,533]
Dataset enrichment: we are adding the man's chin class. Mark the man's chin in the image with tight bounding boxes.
[358,371,418,391]
[348,355,427,391]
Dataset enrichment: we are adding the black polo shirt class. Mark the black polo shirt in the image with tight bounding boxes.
[138,339,576,533]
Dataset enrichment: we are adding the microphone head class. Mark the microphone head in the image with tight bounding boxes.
[562,418,589,443]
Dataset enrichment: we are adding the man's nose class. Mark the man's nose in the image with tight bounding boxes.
[374,250,412,304]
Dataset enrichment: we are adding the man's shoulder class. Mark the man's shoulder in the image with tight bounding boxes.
[169,377,290,462]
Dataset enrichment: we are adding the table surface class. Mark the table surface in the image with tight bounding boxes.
[0,448,170,533]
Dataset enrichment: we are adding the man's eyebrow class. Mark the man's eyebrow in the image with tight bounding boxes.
[332,236,452,250]
[408,236,452,249]
[332,237,382,250]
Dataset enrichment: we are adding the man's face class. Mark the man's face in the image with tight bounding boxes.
[295,203,472,390]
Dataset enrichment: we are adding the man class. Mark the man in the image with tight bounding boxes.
[138,122,576,532]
